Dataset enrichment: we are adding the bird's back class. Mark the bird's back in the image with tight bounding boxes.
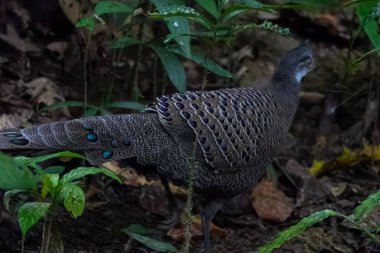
[151,83,300,196]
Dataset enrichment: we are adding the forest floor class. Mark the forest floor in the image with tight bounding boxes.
[0,1,380,253]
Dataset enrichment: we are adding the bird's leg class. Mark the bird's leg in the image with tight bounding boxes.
[201,198,224,253]
[156,174,179,229]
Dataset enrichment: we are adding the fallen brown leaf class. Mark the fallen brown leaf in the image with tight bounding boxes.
[252,178,294,222]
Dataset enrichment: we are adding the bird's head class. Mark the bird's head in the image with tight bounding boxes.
[273,42,315,84]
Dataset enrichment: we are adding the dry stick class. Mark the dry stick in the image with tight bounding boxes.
[153,55,158,98]
[180,142,198,253]
[40,210,54,253]
[40,214,48,253]
[83,32,92,113]
[180,69,210,253]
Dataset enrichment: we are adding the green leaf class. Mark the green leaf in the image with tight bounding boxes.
[0,152,37,190]
[125,224,153,235]
[59,183,85,218]
[105,101,146,111]
[151,44,187,92]
[150,0,191,58]
[221,1,288,23]
[356,2,380,54]
[41,174,60,199]
[256,209,337,253]
[195,0,219,18]
[3,189,28,213]
[75,17,95,32]
[94,1,133,16]
[60,167,122,184]
[290,0,339,8]
[123,228,177,252]
[16,151,86,167]
[354,189,380,221]
[150,5,213,30]
[18,202,51,237]
[170,47,233,78]
[107,36,143,49]
[44,166,65,175]
[84,108,100,116]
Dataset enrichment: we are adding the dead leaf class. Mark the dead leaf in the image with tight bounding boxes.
[166,214,226,242]
[309,159,326,176]
[336,146,360,164]
[46,41,68,60]
[362,145,380,160]
[192,215,226,238]
[23,77,70,117]
[0,23,41,52]
[102,162,151,186]
[328,182,348,197]
[252,178,294,222]
[0,111,33,129]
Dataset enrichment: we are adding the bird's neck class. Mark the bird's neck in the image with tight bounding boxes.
[271,68,301,94]
[272,63,302,84]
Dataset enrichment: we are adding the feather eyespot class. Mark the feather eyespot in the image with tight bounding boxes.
[102,150,114,159]
[86,132,98,142]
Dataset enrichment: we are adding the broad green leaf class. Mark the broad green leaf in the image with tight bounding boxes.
[75,17,95,32]
[94,1,133,16]
[107,36,143,49]
[98,108,113,115]
[60,183,85,218]
[123,228,177,252]
[356,2,380,54]
[3,189,28,213]
[105,101,146,111]
[151,44,187,92]
[125,224,153,235]
[195,0,219,18]
[291,0,339,8]
[0,152,37,190]
[170,47,233,78]
[84,108,100,116]
[150,5,213,30]
[41,174,52,199]
[354,189,380,221]
[236,0,267,9]
[41,174,60,199]
[60,167,122,184]
[256,209,337,253]
[44,166,65,175]
[16,151,86,167]
[151,0,191,58]
[18,202,51,237]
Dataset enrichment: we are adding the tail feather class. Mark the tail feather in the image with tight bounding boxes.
[0,113,171,166]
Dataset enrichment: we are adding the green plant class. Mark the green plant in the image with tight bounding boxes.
[256,189,380,252]
[122,224,177,252]
[74,0,295,96]
[0,152,121,253]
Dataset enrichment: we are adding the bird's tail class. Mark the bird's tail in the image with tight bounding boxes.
[0,113,168,165]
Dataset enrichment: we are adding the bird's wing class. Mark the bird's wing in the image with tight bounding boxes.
[154,87,279,173]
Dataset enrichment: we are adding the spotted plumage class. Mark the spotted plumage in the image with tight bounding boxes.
[0,43,314,252]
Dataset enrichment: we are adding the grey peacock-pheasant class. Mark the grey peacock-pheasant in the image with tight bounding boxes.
[0,43,314,251]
